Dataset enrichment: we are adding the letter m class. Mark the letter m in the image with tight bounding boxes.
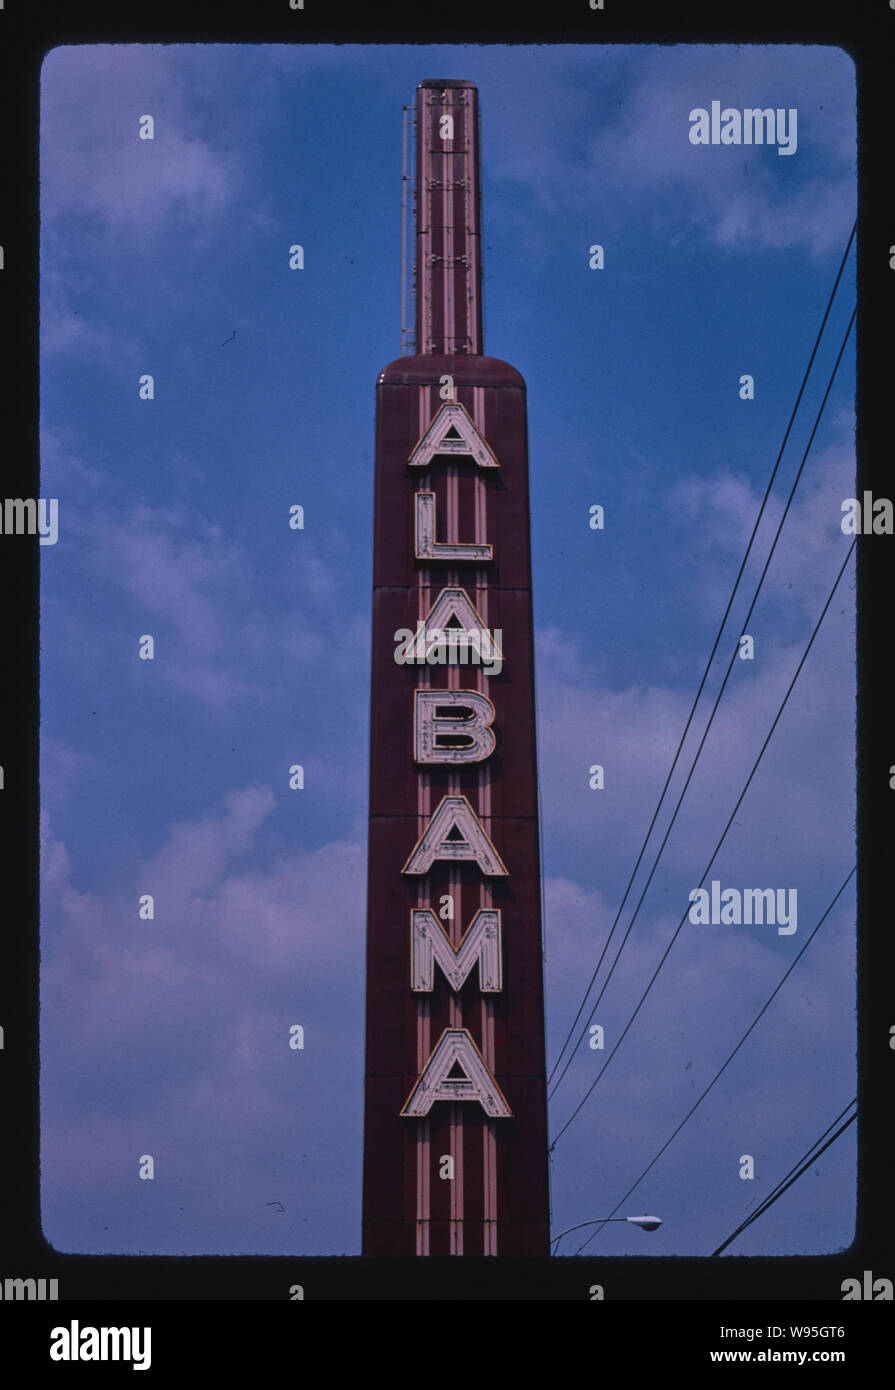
[100,1329,130,1361]
[4,499,36,535]
[743,888,775,926]
[4,1277,37,1300]
[411,909,502,993]
[743,108,775,145]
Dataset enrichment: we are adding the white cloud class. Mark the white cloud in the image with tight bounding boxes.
[488,46,855,257]
[40,797,366,1252]
[664,419,855,622]
[544,866,856,1254]
[39,437,366,716]
[40,46,245,360]
[586,48,855,256]
[533,407,856,893]
[41,46,239,238]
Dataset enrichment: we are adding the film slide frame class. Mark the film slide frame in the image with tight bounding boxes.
[0,0,891,1361]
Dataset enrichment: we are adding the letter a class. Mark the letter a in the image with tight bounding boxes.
[402,795,508,876]
[50,1329,70,1362]
[689,108,710,145]
[688,888,710,924]
[840,498,860,535]
[401,1028,511,1117]
[404,588,503,666]
[407,402,500,470]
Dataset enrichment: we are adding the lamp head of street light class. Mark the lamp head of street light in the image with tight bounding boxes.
[626,1215,662,1232]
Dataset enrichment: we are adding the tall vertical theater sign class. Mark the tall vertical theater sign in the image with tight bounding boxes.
[362,81,550,1256]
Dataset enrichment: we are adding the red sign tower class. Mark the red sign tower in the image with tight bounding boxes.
[362,80,550,1256]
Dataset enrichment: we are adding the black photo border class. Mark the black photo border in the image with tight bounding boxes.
[0,0,891,1352]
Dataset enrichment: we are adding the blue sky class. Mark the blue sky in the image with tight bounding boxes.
[39,43,856,1256]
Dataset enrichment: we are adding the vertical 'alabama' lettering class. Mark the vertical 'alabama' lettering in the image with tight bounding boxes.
[363,79,550,1255]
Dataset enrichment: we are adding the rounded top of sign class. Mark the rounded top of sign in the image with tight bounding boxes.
[378,355,525,392]
[418,79,478,90]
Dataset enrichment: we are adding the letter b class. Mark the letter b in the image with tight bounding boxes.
[414,689,496,764]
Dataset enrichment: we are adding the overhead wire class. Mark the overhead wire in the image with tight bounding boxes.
[556,868,854,1253]
[550,532,856,1150]
[547,220,856,1090]
[710,1100,857,1256]
[549,304,856,1107]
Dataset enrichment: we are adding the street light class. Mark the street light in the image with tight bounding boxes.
[551,1215,663,1253]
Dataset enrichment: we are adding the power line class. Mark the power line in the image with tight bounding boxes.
[562,867,854,1253]
[571,874,854,1252]
[546,220,855,1091]
[549,536,856,1150]
[549,304,856,1106]
[549,300,856,1101]
[710,1100,857,1256]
